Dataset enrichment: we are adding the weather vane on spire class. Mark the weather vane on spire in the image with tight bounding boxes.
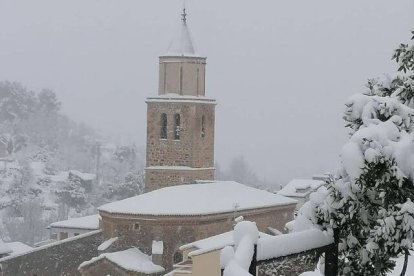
[181,1,187,24]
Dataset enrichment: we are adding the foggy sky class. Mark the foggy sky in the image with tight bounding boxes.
[0,0,413,185]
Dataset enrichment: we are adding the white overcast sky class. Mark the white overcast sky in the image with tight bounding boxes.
[0,0,413,184]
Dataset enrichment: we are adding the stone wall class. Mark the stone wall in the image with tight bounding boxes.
[145,168,214,191]
[0,230,103,276]
[100,204,295,272]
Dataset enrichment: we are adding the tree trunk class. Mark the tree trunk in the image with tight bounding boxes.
[400,249,409,276]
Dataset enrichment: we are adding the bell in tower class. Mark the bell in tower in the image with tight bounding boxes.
[145,8,216,192]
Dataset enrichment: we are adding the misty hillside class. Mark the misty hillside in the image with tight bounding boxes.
[0,81,144,245]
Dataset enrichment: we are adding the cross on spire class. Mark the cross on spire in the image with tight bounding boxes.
[181,7,187,23]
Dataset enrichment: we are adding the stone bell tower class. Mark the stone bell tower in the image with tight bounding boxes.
[145,8,216,192]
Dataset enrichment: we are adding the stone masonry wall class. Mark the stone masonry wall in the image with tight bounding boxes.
[0,230,103,276]
[145,168,214,191]
[146,101,215,168]
[100,204,295,272]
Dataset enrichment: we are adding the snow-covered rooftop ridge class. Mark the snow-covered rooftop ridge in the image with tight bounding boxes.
[278,179,325,197]
[49,214,100,230]
[78,247,165,274]
[257,228,333,261]
[98,181,297,216]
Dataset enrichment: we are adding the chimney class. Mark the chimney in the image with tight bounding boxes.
[152,240,164,266]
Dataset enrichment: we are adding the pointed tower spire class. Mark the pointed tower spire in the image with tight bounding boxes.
[166,5,197,56]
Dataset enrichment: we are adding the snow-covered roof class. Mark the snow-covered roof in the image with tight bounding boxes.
[4,242,32,256]
[0,239,12,255]
[49,214,100,230]
[278,179,325,197]
[98,181,297,216]
[69,170,95,181]
[49,171,69,182]
[165,13,198,57]
[0,240,32,258]
[180,230,272,257]
[79,247,165,274]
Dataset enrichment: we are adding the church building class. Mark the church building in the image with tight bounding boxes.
[79,8,297,275]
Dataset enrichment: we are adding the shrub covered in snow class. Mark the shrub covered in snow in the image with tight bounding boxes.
[296,31,414,275]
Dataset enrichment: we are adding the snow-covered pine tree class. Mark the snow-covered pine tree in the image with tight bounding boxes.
[295,31,414,275]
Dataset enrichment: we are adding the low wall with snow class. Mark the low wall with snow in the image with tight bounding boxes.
[256,229,335,276]
[0,230,103,276]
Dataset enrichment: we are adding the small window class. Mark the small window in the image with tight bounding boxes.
[173,251,183,264]
[134,223,140,231]
[174,114,181,140]
[160,113,167,139]
[74,233,79,236]
[201,115,206,138]
[59,232,68,240]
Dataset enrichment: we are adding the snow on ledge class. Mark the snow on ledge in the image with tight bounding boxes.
[146,95,216,105]
[145,166,215,171]
[98,237,118,251]
[152,240,163,255]
[257,228,333,261]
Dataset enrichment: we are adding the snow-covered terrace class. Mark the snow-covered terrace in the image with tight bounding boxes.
[98,181,297,216]
[278,179,325,197]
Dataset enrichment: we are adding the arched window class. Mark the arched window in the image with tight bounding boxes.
[179,66,183,95]
[160,113,167,139]
[196,68,200,95]
[174,114,181,140]
[201,115,206,138]
[173,251,183,264]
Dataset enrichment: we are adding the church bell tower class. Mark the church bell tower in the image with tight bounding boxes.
[145,8,216,192]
